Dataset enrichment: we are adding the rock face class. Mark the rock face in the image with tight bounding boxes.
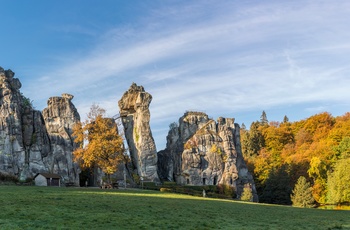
[0,67,80,184]
[118,83,159,182]
[42,93,81,184]
[158,111,258,201]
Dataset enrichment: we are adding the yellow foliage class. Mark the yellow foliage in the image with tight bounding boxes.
[242,111,350,204]
[72,105,126,176]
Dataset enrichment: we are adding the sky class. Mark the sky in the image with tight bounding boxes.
[1,0,350,150]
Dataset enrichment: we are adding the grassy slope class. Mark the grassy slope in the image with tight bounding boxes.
[0,186,349,230]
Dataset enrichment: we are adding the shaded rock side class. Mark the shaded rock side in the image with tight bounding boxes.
[158,111,258,201]
[0,67,80,184]
[118,83,159,182]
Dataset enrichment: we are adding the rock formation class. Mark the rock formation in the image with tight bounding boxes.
[0,67,80,184]
[118,83,159,182]
[158,111,258,201]
[41,93,81,184]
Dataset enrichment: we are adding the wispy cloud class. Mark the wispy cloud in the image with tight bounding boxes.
[21,0,350,149]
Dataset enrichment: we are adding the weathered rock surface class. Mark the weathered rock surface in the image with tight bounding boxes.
[118,83,159,182]
[0,67,80,184]
[42,94,81,184]
[158,111,258,201]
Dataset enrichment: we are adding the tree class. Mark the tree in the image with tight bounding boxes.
[327,158,350,205]
[241,185,253,202]
[72,104,126,182]
[291,176,315,208]
[243,121,265,157]
[260,110,268,125]
[333,136,350,160]
[283,115,289,123]
[260,166,292,205]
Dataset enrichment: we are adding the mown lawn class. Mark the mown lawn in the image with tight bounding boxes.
[0,186,349,230]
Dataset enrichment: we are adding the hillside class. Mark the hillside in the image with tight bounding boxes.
[241,111,350,206]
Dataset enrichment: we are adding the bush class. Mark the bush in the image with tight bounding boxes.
[158,182,236,199]
[131,173,140,184]
[163,181,177,186]
[143,182,158,190]
[160,188,173,192]
[0,172,19,183]
[217,184,236,198]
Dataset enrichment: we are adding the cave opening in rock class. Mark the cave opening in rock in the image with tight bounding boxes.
[213,176,218,185]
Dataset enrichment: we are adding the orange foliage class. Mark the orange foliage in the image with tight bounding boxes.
[242,111,350,204]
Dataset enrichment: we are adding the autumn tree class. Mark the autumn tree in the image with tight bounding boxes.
[291,176,315,208]
[73,104,126,182]
[240,185,253,202]
[239,111,350,206]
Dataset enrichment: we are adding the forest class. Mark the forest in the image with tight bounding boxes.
[240,111,350,207]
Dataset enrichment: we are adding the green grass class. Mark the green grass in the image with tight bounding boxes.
[0,186,349,230]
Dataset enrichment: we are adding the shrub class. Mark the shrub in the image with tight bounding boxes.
[132,173,140,184]
[241,186,253,202]
[217,184,236,198]
[143,182,158,190]
[0,172,19,183]
[160,188,172,192]
[163,181,177,186]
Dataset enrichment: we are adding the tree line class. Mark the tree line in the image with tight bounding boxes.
[241,111,350,207]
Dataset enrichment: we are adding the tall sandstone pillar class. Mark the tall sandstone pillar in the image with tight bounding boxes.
[118,83,159,182]
[42,93,81,184]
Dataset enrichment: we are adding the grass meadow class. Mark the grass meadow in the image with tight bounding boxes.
[0,186,349,230]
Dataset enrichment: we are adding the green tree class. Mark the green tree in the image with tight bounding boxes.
[260,166,292,205]
[244,121,265,157]
[333,136,350,160]
[291,176,315,208]
[327,158,350,205]
[72,104,126,182]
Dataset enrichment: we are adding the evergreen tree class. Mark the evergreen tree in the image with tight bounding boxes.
[283,115,289,123]
[248,121,265,156]
[260,110,268,125]
[260,166,292,205]
[291,176,315,208]
[241,185,253,202]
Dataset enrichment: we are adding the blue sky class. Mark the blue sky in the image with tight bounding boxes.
[1,0,350,149]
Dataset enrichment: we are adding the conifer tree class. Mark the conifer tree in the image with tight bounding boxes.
[241,185,253,202]
[260,166,292,205]
[291,176,315,208]
[260,110,268,125]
